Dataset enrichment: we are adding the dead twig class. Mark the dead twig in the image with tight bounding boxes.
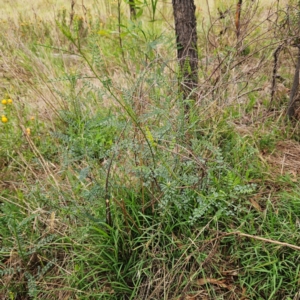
[225,231,300,251]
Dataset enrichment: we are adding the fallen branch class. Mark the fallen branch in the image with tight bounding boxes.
[227,231,300,251]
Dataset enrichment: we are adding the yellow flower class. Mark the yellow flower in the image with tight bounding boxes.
[1,99,7,105]
[30,116,35,120]
[7,99,13,104]
[26,128,31,135]
[1,115,8,123]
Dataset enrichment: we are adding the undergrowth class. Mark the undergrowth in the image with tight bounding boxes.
[0,0,300,299]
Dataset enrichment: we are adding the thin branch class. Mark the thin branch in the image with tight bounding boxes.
[226,231,300,251]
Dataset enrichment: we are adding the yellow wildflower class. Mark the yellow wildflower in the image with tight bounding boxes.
[1,115,8,123]
[26,128,31,135]
[30,116,35,120]
[1,99,7,105]
[7,99,13,104]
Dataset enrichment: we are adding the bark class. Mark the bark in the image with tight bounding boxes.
[287,1,300,119]
[287,46,300,119]
[270,44,283,107]
[235,0,242,39]
[172,0,198,108]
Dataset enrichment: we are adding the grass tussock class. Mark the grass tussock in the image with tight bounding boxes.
[0,0,300,299]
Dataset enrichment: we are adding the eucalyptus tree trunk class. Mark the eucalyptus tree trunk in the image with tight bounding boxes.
[172,0,199,112]
[287,0,300,119]
[287,46,300,119]
[235,0,242,39]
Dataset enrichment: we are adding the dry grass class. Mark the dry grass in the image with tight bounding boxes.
[266,140,300,177]
[1,0,300,299]
[0,0,106,20]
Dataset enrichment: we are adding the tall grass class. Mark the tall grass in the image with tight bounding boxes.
[0,0,300,299]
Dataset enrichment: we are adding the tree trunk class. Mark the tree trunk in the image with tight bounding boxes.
[287,1,300,119]
[235,0,242,39]
[287,46,300,119]
[129,0,136,20]
[172,0,198,111]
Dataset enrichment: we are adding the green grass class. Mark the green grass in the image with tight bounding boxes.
[0,1,300,299]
